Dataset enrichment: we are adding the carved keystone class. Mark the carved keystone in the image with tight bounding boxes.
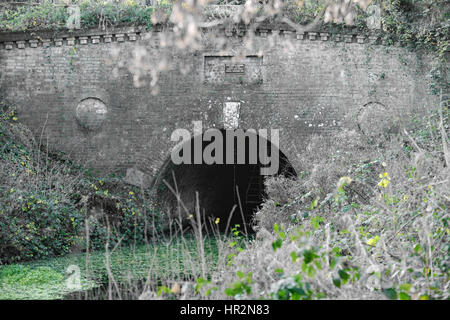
[16,41,26,49]
[116,33,125,42]
[296,31,305,40]
[29,40,38,48]
[79,36,88,45]
[368,35,379,45]
[283,30,293,38]
[308,32,317,40]
[320,33,329,41]
[91,36,100,44]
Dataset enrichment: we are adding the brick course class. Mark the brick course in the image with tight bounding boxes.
[0,26,438,183]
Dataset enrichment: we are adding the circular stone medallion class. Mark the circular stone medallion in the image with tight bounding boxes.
[76,98,108,130]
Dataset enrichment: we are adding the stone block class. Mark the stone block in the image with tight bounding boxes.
[79,36,88,45]
[91,36,100,44]
[124,167,152,188]
[308,32,317,40]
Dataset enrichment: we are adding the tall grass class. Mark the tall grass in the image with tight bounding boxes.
[1,95,448,300]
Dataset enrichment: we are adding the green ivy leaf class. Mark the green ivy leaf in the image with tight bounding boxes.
[272,239,283,252]
[399,283,412,293]
[274,268,284,274]
[383,288,398,300]
[333,278,341,288]
[338,269,350,281]
[290,251,299,262]
[330,257,338,269]
[399,292,411,300]
[274,223,279,232]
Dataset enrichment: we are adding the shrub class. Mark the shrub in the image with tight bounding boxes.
[190,101,449,300]
[0,0,160,32]
[0,98,164,264]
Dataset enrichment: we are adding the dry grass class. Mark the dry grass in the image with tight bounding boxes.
[1,98,448,300]
[145,101,449,301]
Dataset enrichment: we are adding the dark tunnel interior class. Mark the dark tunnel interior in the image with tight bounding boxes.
[154,129,297,234]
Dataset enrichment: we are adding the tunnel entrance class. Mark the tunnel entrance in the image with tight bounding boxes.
[154,129,296,234]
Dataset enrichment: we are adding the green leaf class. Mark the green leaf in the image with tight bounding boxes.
[224,288,233,296]
[310,216,324,230]
[205,287,217,297]
[303,250,315,264]
[383,288,398,300]
[399,292,411,300]
[338,269,350,281]
[332,278,341,288]
[293,287,306,296]
[272,239,283,252]
[273,223,279,232]
[314,260,322,270]
[306,265,316,278]
[274,268,284,274]
[366,235,380,247]
[290,251,299,262]
[310,197,319,210]
[414,244,422,253]
[399,283,412,293]
[330,257,338,269]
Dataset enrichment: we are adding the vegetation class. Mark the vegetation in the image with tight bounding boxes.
[0,0,448,301]
[150,100,448,301]
[0,237,219,299]
[0,0,158,32]
[0,98,165,264]
[208,112,448,300]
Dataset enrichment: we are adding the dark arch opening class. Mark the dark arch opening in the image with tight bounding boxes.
[153,129,296,233]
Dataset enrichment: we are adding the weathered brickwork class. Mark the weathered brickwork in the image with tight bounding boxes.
[0,26,439,185]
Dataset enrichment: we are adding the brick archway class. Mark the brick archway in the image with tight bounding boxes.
[149,128,297,233]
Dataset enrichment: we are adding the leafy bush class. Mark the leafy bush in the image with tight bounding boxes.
[0,98,164,264]
[0,0,161,32]
[181,101,449,301]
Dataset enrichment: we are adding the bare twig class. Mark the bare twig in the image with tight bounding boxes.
[438,89,449,167]
[235,185,248,237]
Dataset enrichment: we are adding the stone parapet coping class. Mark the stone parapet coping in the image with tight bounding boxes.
[0,24,392,50]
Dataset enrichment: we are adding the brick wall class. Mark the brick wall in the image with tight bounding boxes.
[0,26,439,184]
